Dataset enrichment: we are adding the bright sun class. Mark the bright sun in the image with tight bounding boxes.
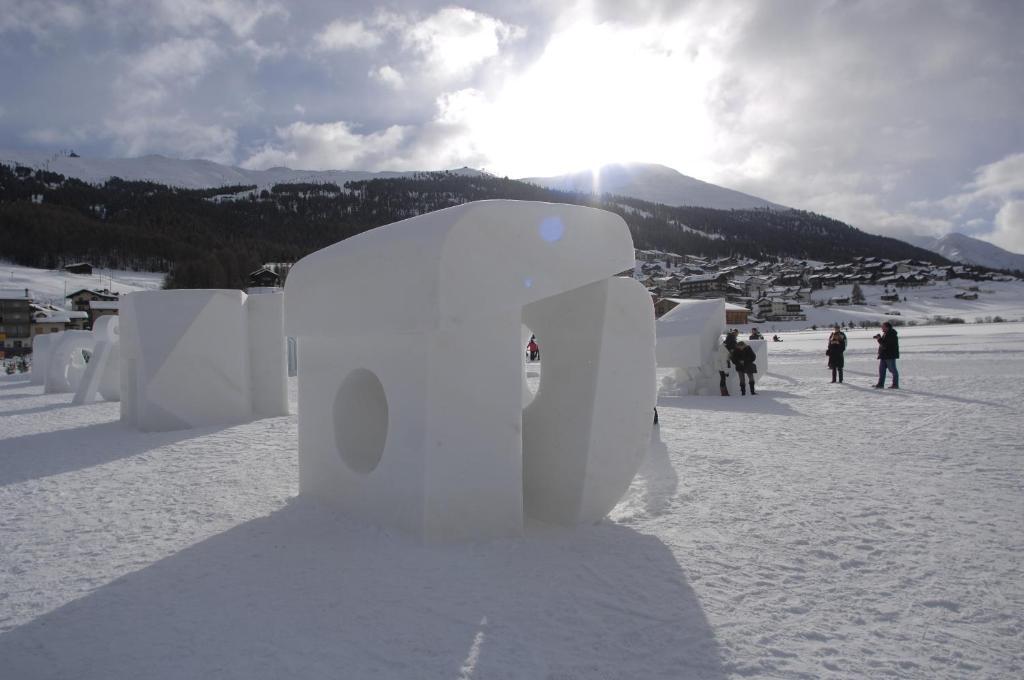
[453,20,724,178]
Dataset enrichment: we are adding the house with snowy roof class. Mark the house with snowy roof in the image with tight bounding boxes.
[0,289,32,356]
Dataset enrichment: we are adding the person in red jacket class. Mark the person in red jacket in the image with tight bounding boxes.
[526,335,539,362]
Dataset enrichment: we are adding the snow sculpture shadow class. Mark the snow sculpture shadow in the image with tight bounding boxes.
[286,200,656,541]
[0,500,725,679]
[120,290,288,432]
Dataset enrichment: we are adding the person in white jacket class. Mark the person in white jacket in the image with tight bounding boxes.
[714,342,732,396]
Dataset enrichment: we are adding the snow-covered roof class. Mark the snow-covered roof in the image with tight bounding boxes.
[35,312,72,323]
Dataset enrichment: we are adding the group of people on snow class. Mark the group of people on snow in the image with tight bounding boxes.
[822,320,899,388]
[716,329,758,396]
[713,320,901,397]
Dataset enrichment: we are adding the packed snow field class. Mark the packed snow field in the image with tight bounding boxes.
[1,324,1022,679]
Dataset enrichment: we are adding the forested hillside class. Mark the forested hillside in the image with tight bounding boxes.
[0,164,948,289]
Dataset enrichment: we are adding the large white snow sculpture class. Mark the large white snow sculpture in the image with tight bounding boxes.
[285,199,656,541]
[655,299,730,396]
[120,289,288,432]
[72,316,121,405]
[44,330,95,394]
[30,332,58,386]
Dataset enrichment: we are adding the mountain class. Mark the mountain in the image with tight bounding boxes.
[909,233,1024,272]
[521,163,787,211]
[0,149,485,190]
[0,163,949,291]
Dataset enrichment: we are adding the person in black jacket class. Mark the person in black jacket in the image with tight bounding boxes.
[826,324,847,383]
[731,341,758,395]
[873,321,900,389]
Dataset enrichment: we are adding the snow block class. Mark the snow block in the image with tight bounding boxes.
[656,299,727,396]
[748,338,768,375]
[285,199,656,542]
[246,292,289,418]
[522,277,656,525]
[120,289,288,432]
[72,315,120,404]
[30,332,58,386]
[44,330,95,394]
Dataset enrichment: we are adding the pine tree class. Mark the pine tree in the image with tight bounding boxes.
[851,283,866,304]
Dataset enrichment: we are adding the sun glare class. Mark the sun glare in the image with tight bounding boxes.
[459,20,724,178]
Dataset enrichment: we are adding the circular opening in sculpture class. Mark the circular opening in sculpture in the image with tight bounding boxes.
[333,368,388,474]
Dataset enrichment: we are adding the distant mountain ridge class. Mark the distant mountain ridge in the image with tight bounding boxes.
[909,232,1024,272]
[0,149,486,190]
[3,151,782,212]
[523,163,787,211]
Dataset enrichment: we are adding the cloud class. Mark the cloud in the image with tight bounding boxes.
[241,121,409,170]
[0,0,86,39]
[965,153,1024,203]
[315,19,382,51]
[398,7,525,80]
[114,37,223,109]
[106,116,238,164]
[369,65,405,90]
[154,0,287,38]
[990,201,1024,253]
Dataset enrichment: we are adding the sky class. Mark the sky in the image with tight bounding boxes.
[1,0,1022,252]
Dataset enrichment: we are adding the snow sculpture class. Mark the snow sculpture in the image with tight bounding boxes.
[748,338,768,375]
[247,291,289,418]
[30,332,58,386]
[44,330,95,394]
[285,200,656,541]
[655,299,731,396]
[120,289,288,432]
[72,316,121,404]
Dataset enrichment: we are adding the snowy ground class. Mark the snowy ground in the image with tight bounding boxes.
[1,323,1022,679]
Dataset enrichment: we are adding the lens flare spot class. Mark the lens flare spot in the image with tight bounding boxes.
[524,277,533,288]
[539,216,565,242]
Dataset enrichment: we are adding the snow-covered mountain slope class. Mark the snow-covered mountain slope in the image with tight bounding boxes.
[0,150,485,190]
[910,232,1024,271]
[522,163,788,210]
[0,262,163,305]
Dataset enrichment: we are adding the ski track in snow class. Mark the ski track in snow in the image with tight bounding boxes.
[1,325,1022,679]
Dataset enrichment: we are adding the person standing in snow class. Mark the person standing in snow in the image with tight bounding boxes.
[527,335,539,362]
[749,327,763,340]
[826,324,847,383]
[714,342,732,396]
[873,321,900,389]
[724,329,739,351]
[731,340,758,395]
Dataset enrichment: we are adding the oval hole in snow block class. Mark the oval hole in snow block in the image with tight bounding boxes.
[333,368,389,474]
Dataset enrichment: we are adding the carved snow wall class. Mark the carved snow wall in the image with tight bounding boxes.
[119,289,288,432]
[285,200,656,542]
[655,298,731,396]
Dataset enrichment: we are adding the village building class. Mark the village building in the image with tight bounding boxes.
[0,289,33,357]
[248,267,282,288]
[62,262,94,275]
